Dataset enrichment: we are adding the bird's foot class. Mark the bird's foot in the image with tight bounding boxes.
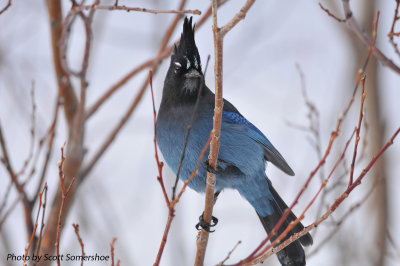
[204,159,221,175]
[195,213,218,232]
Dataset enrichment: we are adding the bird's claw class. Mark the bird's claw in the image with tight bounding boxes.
[204,159,218,174]
[195,213,218,232]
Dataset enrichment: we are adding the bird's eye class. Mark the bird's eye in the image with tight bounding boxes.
[174,62,182,72]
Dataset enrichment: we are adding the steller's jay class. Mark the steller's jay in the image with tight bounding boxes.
[156,17,313,266]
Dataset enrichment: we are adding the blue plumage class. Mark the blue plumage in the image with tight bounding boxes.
[156,17,312,266]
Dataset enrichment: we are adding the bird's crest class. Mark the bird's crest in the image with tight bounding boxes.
[173,17,202,71]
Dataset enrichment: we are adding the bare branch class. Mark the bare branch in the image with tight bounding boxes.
[23,183,47,266]
[45,0,78,126]
[388,0,400,58]
[340,0,400,75]
[55,143,76,266]
[249,126,400,265]
[195,1,256,265]
[71,4,201,15]
[318,2,346,23]
[0,0,11,15]
[72,224,85,266]
[110,238,120,266]
[218,241,242,265]
[219,0,255,36]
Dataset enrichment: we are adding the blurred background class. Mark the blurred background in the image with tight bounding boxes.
[1,0,400,265]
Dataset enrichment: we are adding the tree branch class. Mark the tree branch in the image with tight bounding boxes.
[341,0,400,75]
[71,4,200,15]
[46,0,78,126]
[195,1,256,265]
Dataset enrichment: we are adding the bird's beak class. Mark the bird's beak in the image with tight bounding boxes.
[184,69,201,79]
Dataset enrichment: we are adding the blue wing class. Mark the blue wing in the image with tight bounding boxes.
[222,111,295,176]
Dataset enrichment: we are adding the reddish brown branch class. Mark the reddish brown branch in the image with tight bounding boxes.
[348,77,366,186]
[340,1,400,75]
[71,4,201,15]
[218,241,242,265]
[23,183,47,266]
[34,181,49,256]
[318,2,346,23]
[46,0,78,126]
[110,238,119,266]
[388,0,400,58]
[55,143,76,266]
[0,0,11,15]
[72,224,85,266]
[195,1,256,265]
[149,70,169,206]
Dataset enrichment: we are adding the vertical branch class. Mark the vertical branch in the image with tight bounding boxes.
[34,182,49,256]
[194,1,222,264]
[23,183,47,266]
[110,238,120,266]
[45,0,78,126]
[55,144,76,266]
[388,0,400,58]
[195,1,255,265]
[72,224,85,266]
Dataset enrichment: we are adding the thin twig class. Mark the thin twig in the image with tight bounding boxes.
[218,241,242,265]
[110,238,119,266]
[34,181,48,257]
[348,76,366,186]
[388,0,400,58]
[318,2,346,23]
[340,1,400,75]
[72,4,200,15]
[72,224,85,266]
[149,70,169,206]
[0,0,11,15]
[55,143,76,266]
[23,183,47,266]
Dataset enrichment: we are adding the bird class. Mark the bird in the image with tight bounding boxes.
[156,17,313,266]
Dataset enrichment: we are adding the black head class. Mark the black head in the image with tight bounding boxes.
[163,17,204,102]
